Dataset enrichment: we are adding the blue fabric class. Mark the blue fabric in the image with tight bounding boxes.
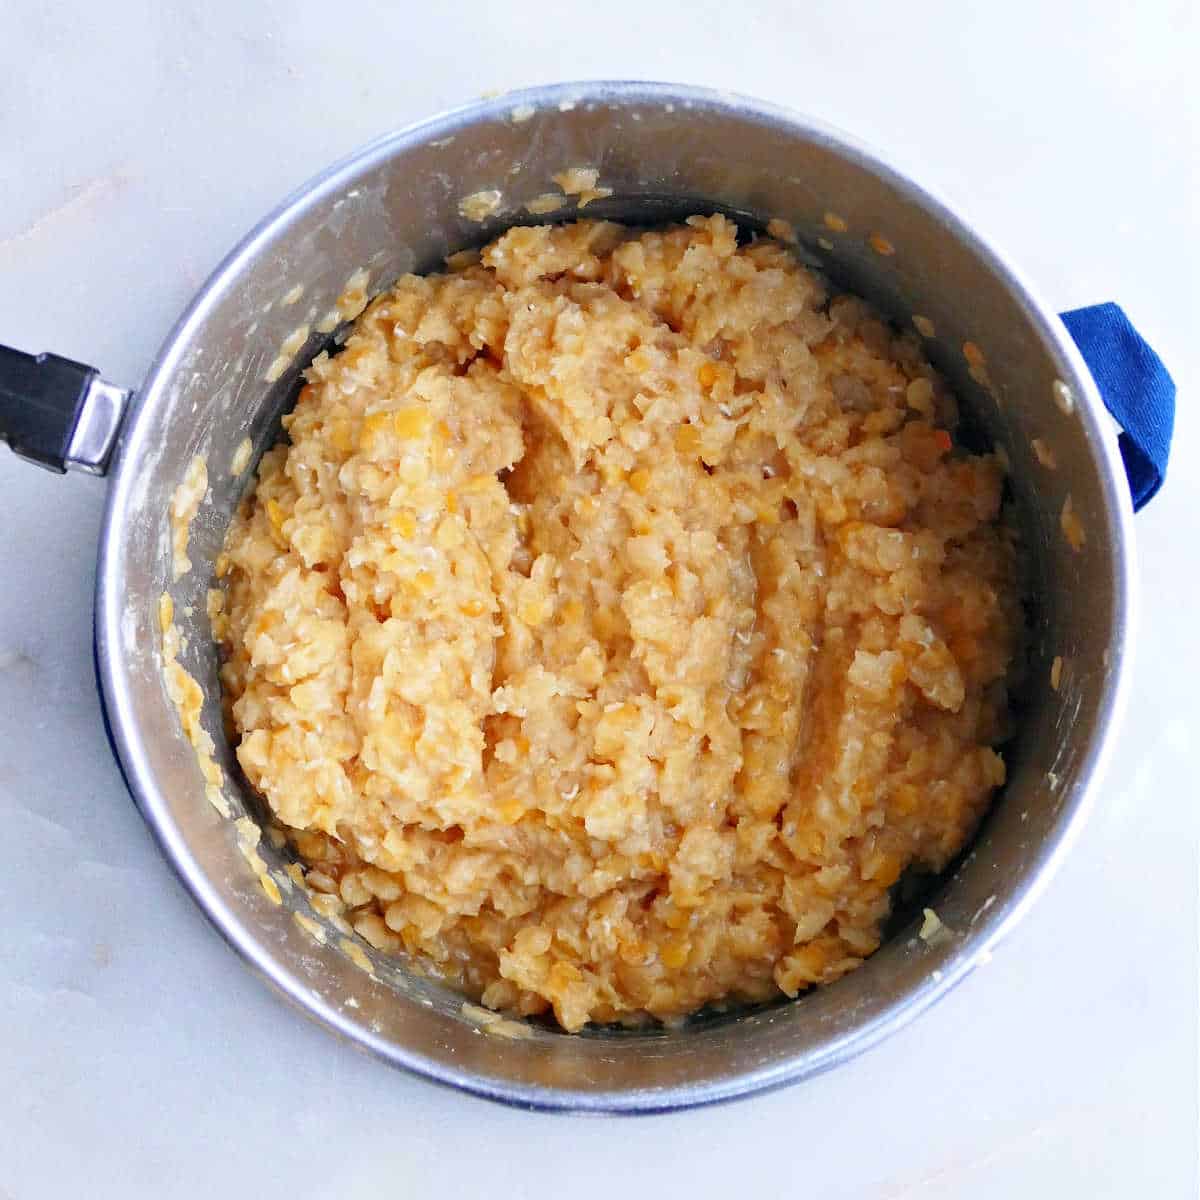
[1060,303,1175,510]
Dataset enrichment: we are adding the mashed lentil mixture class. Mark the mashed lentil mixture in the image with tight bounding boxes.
[215,216,1020,1031]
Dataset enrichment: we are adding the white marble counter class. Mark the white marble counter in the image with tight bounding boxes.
[1,2,1196,1195]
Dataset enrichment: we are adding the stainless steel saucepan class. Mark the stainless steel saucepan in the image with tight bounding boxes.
[0,82,1174,1112]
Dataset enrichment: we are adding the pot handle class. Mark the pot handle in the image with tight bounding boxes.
[0,342,130,475]
[1060,304,1175,511]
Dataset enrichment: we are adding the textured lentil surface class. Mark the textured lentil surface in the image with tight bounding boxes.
[215,216,1021,1031]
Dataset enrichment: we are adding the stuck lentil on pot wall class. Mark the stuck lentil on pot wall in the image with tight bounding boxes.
[213,215,1022,1032]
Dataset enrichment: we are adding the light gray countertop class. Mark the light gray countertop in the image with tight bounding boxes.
[1,2,1196,1195]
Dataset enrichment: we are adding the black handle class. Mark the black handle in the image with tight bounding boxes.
[0,344,99,473]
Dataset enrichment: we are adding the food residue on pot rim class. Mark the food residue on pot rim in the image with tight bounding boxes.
[765,218,798,245]
[313,268,373,335]
[1052,379,1075,414]
[230,437,253,476]
[1061,495,1086,551]
[526,192,563,215]
[444,247,481,271]
[459,189,503,222]
[169,455,207,579]
[234,816,282,905]
[918,907,955,947]
[461,1003,534,1040]
[459,166,611,226]
[339,937,376,977]
[159,588,230,819]
[552,166,611,207]
[264,324,311,383]
[293,911,327,944]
